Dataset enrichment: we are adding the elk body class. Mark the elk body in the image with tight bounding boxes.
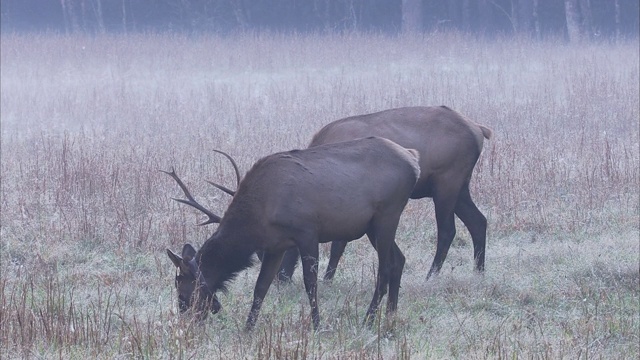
[166,136,420,330]
[278,106,492,281]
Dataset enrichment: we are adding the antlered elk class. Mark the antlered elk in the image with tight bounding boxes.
[278,106,492,281]
[165,137,420,330]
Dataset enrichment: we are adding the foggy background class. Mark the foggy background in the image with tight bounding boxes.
[1,0,638,41]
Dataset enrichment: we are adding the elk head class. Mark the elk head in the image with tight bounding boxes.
[163,150,240,318]
[167,244,221,319]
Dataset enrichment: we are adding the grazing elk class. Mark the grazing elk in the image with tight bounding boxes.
[278,106,492,282]
[165,137,420,330]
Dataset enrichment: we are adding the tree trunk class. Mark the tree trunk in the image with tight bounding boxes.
[313,0,331,31]
[325,0,331,30]
[80,0,87,32]
[614,0,621,41]
[518,0,534,35]
[564,0,581,42]
[346,0,358,31]
[579,0,592,39]
[231,0,248,30]
[533,0,541,39]
[478,0,492,33]
[92,0,105,34]
[448,0,457,21]
[462,0,471,31]
[122,0,127,34]
[512,0,519,32]
[402,0,422,33]
[62,0,81,33]
[61,0,69,34]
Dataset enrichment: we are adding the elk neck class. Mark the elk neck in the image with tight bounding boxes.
[195,223,258,294]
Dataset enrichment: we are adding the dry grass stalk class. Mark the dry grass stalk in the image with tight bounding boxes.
[1,32,638,358]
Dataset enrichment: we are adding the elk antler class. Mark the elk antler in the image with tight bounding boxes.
[205,180,235,196]
[205,149,241,196]
[161,168,222,225]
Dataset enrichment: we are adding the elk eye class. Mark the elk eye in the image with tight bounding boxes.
[175,274,194,288]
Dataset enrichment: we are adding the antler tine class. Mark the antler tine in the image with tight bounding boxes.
[213,149,241,188]
[205,180,235,196]
[161,168,221,225]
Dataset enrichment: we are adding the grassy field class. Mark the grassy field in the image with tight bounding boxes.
[1,32,638,359]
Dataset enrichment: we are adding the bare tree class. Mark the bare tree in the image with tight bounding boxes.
[345,0,359,31]
[313,0,331,31]
[61,0,81,33]
[231,0,248,30]
[91,0,106,34]
[533,0,541,39]
[614,0,621,41]
[122,0,127,33]
[402,0,422,33]
[61,0,69,33]
[518,0,534,35]
[579,0,592,39]
[564,0,581,42]
[478,0,492,33]
[9,0,637,37]
[462,0,471,30]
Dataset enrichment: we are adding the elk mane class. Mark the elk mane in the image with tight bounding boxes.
[198,240,256,293]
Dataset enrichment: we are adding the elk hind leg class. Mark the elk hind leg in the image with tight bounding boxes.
[277,247,299,282]
[386,243,405,315]
[454,184,487,273]
[323,241,347,281]
[428,186,459,279]
[363,224,396,327]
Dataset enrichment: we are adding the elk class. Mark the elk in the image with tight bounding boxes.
[277,106,492,282]
[165,136,420,330]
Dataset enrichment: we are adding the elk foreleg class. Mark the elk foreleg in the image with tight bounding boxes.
[364,232,393,327]
[324,241,347,281]
[298,244,321,330]
[245,251,285,331]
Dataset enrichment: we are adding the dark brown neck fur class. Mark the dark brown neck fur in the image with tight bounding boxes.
[196,229,257,294]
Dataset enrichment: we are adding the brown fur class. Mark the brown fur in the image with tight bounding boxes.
[279,106,492,281]
[166,136,420,330]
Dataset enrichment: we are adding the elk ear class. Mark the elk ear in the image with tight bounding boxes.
[166,249,182,268]
[181,244,197,261]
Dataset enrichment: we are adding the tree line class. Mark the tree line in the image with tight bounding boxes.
[1,0,638,40]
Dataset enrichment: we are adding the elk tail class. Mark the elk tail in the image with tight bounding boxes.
[479,125,493,140]
[406,148,421,179]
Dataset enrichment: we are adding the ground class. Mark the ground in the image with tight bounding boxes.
[1,32,638,359]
